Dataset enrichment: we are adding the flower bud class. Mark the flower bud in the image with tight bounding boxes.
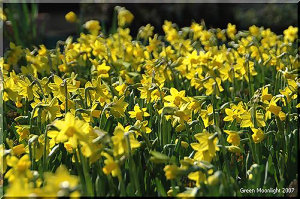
[226,145,242,153]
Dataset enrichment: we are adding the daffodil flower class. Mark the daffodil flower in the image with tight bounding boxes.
[111,123,140,156]
[191,130,219,162]
[128,104,150,121]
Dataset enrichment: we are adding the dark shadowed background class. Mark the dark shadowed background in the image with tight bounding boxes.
[3,3,298,49]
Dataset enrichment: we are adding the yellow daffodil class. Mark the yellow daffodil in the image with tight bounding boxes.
[12,144,26,156]
[110,96,129,118]
[227,23,237,40]
[48,113,94,157]
[283,26,298,42]
[117,6,134,27]
[224,130,240,146]
[261,86,272,103]
[102,152,122,181]
[5,155,32,182]
[203,77,224,96]
[251,128,265,143]
[191,130,219,162]
[111,123,140,156]
[188,171,206,187]
[163,164,184,180]
[65,11,77,23]
[42,165,79,197]
[132,120,152,137]
[138,24,154,39]
[115,83,127,96]
[249,25,260,36]
[84,20,101,35]
[48,75,79,102]
[200,104,214,128]
[15,125,30,141]
[128,104,150,121]
[223,102,246,123]
[164,88,188,107]
[265,97,286,121]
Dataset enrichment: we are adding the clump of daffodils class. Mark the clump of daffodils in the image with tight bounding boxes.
[2,6,298,197]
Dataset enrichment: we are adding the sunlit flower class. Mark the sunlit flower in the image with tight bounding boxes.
[128,104,150,121]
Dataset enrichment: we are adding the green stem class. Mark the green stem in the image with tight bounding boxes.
[125,134,141,196]
[78,145,94,196]
[7,4,22,46]
[99,104,109,129]
[246,57,252,99]
[141,130,152,151]
[43,127,48,172]
[73,148,87,195]
[64,79,68,114]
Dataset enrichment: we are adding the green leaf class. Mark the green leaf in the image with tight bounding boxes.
[155,177,167,197]
[126,182,135,196]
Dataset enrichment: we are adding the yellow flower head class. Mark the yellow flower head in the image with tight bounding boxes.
[111,123,140,156]
[138,24,154,39]
[12,144,26,156]
[49,113,93,156]
[227,23,237,40]
[129,104,150,121]
[224,130,240,146]
[283,26,298,42]
[84,20,101,35]
[65,11,77,23]
[15,125,30,141]
[188,171,206,187]
[117,7,134,27]
[191,130,219,162]
[251,128,264,143]
[43,165,79,197]
[5,155,32,182]
[110,96,129,118]
[164,88,188,107]
[203,77,224,97]
[101,152,122,181]
[261,86,272,103]
[163,165,184,180]
[249,25,260,36]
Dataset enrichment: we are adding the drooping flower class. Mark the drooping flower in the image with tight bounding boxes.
[224,130,240,146]
[251,128,265,143]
